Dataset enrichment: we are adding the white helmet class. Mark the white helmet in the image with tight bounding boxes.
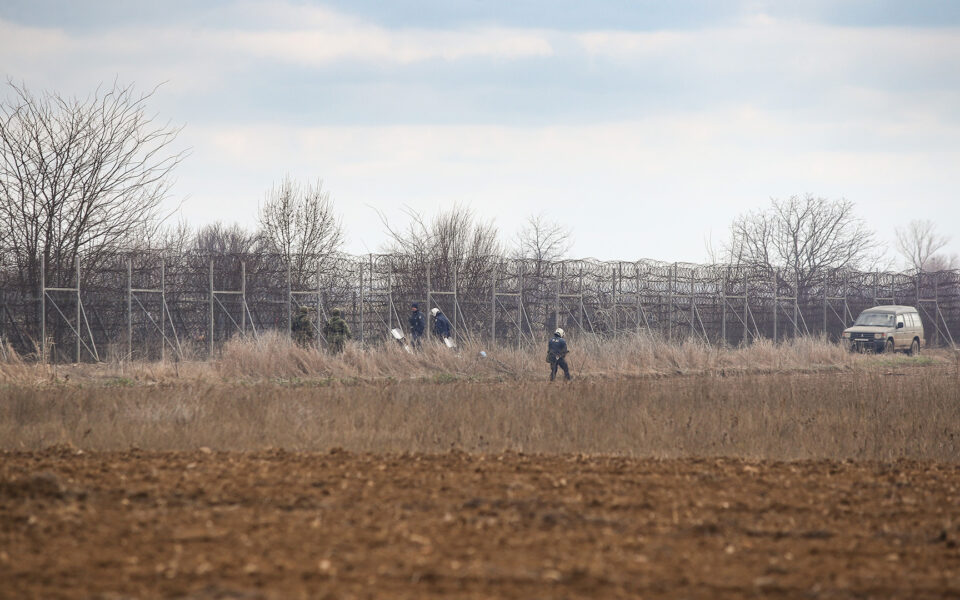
[554,328,564,337]
[430,307,440,317]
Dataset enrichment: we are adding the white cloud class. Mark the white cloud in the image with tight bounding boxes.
[2,2,959,262]
[215,26,553,65]
[176,108,960,260]
[574,17,960,86]
[0,1,554,85]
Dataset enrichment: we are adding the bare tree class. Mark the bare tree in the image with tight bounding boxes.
[192,222,259,255]
[725,196,878,293]
[923,253,960,272]
[381,204,501,294]
[513,213,573,264]
[0,80,184,289]
[895,219,953,272]
[152,219,194,256]
[257,176,344,285]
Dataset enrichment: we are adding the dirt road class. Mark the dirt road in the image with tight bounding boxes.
[2,449,958,599]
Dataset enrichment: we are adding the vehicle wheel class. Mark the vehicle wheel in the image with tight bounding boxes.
[884,338,895,354]
[908,338,919,356]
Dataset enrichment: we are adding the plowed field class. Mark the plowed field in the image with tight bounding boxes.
[2,449,959,599]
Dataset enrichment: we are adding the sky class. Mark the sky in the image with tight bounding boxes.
[1,0,959,265]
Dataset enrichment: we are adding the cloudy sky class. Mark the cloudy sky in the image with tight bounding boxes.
[2,0,959,264]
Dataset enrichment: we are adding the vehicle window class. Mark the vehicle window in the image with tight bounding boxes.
[911,313,922,328]
[897,315,905,327]
[854,313,894,327]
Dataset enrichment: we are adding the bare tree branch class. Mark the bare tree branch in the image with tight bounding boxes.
[0,80,185,290]
[723,195,878,293]
[257,175,345,286]
[513,213,573,263]
[895,219,952,272]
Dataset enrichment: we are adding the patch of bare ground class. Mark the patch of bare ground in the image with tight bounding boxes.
[1,450,959,599]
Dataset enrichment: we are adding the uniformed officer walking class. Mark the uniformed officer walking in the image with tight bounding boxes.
[546,328,572,381]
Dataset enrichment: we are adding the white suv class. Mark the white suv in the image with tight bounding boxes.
[841,305,924,354]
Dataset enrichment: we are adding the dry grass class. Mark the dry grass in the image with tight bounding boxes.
[3,334,957,462]
[216,331,866,381]
[2,331,946,386]
[2,369,958,461]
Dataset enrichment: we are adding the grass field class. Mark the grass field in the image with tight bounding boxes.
[1,336,958,459]
[2,337,959,598]
[1,332,904,386]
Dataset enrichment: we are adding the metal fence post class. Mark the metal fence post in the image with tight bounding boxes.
[823,274,828,335]
[75,256,81,362]
[241,261,247,336]
[452,259,458,344]
[316,260,322,351]
[127,257,133,360]
[209,259,214,357]
[668,263,675,342]
[388,259,394,332]
[721,268,727,345]
[359,258,365,344]
[286,259,292,339]
[743,276,749,345]
[636,263,642,336]
[612,266,618,335]
[40,254,45,363]
[426,260,432,342]
[793,274,799,338]
[556,263,563,334]
[517,263,524,349]
[491,262,496,346]
[161,257,166,362]
[579,268,585,336]
[772,270,777,343]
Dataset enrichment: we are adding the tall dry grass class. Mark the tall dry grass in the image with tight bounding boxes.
[0,342,49,385]
[2,370,958,461]
[214,330,866,381]
[1,330,950,386]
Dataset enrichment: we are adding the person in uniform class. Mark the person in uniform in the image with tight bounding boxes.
[322,308,351,354]
[430,307,451,342]
[291,306,315,347]
[547,328,572,381]
[409,302,426,348]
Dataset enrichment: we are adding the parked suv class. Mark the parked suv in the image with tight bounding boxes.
[841,305,924,354]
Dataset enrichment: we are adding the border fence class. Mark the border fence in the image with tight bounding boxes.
[1,249,957,362]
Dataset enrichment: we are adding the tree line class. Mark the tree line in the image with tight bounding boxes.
[1,80,957,303]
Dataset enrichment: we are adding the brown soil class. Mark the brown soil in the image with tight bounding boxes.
[1,449,959,599]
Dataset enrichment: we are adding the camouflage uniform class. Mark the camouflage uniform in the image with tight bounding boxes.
[323,308,352,354]
[291,306,315,347]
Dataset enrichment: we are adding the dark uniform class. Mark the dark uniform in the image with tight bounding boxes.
[322,308,351,354]
[547,332,571,381]
[432,311,451,339]
[409,303,426,348]
[291,306,315,347]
